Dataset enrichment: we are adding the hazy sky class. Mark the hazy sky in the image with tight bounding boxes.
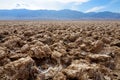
[0,0,120,12]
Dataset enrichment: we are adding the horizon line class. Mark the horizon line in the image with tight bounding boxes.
[0,9,119,13]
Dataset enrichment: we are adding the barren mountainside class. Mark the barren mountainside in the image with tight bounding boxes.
[0,9,120,20]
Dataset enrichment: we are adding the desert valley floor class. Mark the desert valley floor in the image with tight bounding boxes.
[0,21,120,80]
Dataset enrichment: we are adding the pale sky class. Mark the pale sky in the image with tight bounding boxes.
[0,0,120,12]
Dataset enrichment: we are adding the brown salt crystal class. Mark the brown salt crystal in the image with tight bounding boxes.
[63,60,99,79]
[42,45,52,55]
[53,72,66,80]
[90,40,104,53]
[51,50,62,59]
[102,37,111,44]
[44,65,63,79]
[0,57,34,80]
[111,41,120,47]
[87,54,111,62]
[0,58,11,66]
[3,36,25,51]
[75,37,83,45]
[35,74,45,80]
[68,33,79,42]
[30,44,51,59]
[67,43,77,48]
[35,41,44,47]
[21,44,30,53]
[80,43,87,51]
[63,59,110,80]
[30,66,45,80]
[31,47,46,59]
[44,67,58,79]
[0,49,7,60]
[41,36,53,45]
[9,53,28,61]
[24,30,34,37]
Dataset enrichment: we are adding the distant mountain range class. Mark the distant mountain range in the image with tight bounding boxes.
[0,9,120,20]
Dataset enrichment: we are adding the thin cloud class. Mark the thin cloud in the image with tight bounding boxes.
[0,0,90,10]
[86,6,105,12]
[86,0,119,13]
[15,3,29,9]
[55,0,90,3]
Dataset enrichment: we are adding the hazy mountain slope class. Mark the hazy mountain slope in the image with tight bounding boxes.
[0,9,120,20]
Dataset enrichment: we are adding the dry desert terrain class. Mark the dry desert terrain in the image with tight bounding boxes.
[0,21,120,80]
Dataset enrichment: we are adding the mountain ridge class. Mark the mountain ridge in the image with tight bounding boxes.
[0,9,120,20]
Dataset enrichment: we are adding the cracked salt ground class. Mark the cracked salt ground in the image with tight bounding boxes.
[0,21,120,80]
